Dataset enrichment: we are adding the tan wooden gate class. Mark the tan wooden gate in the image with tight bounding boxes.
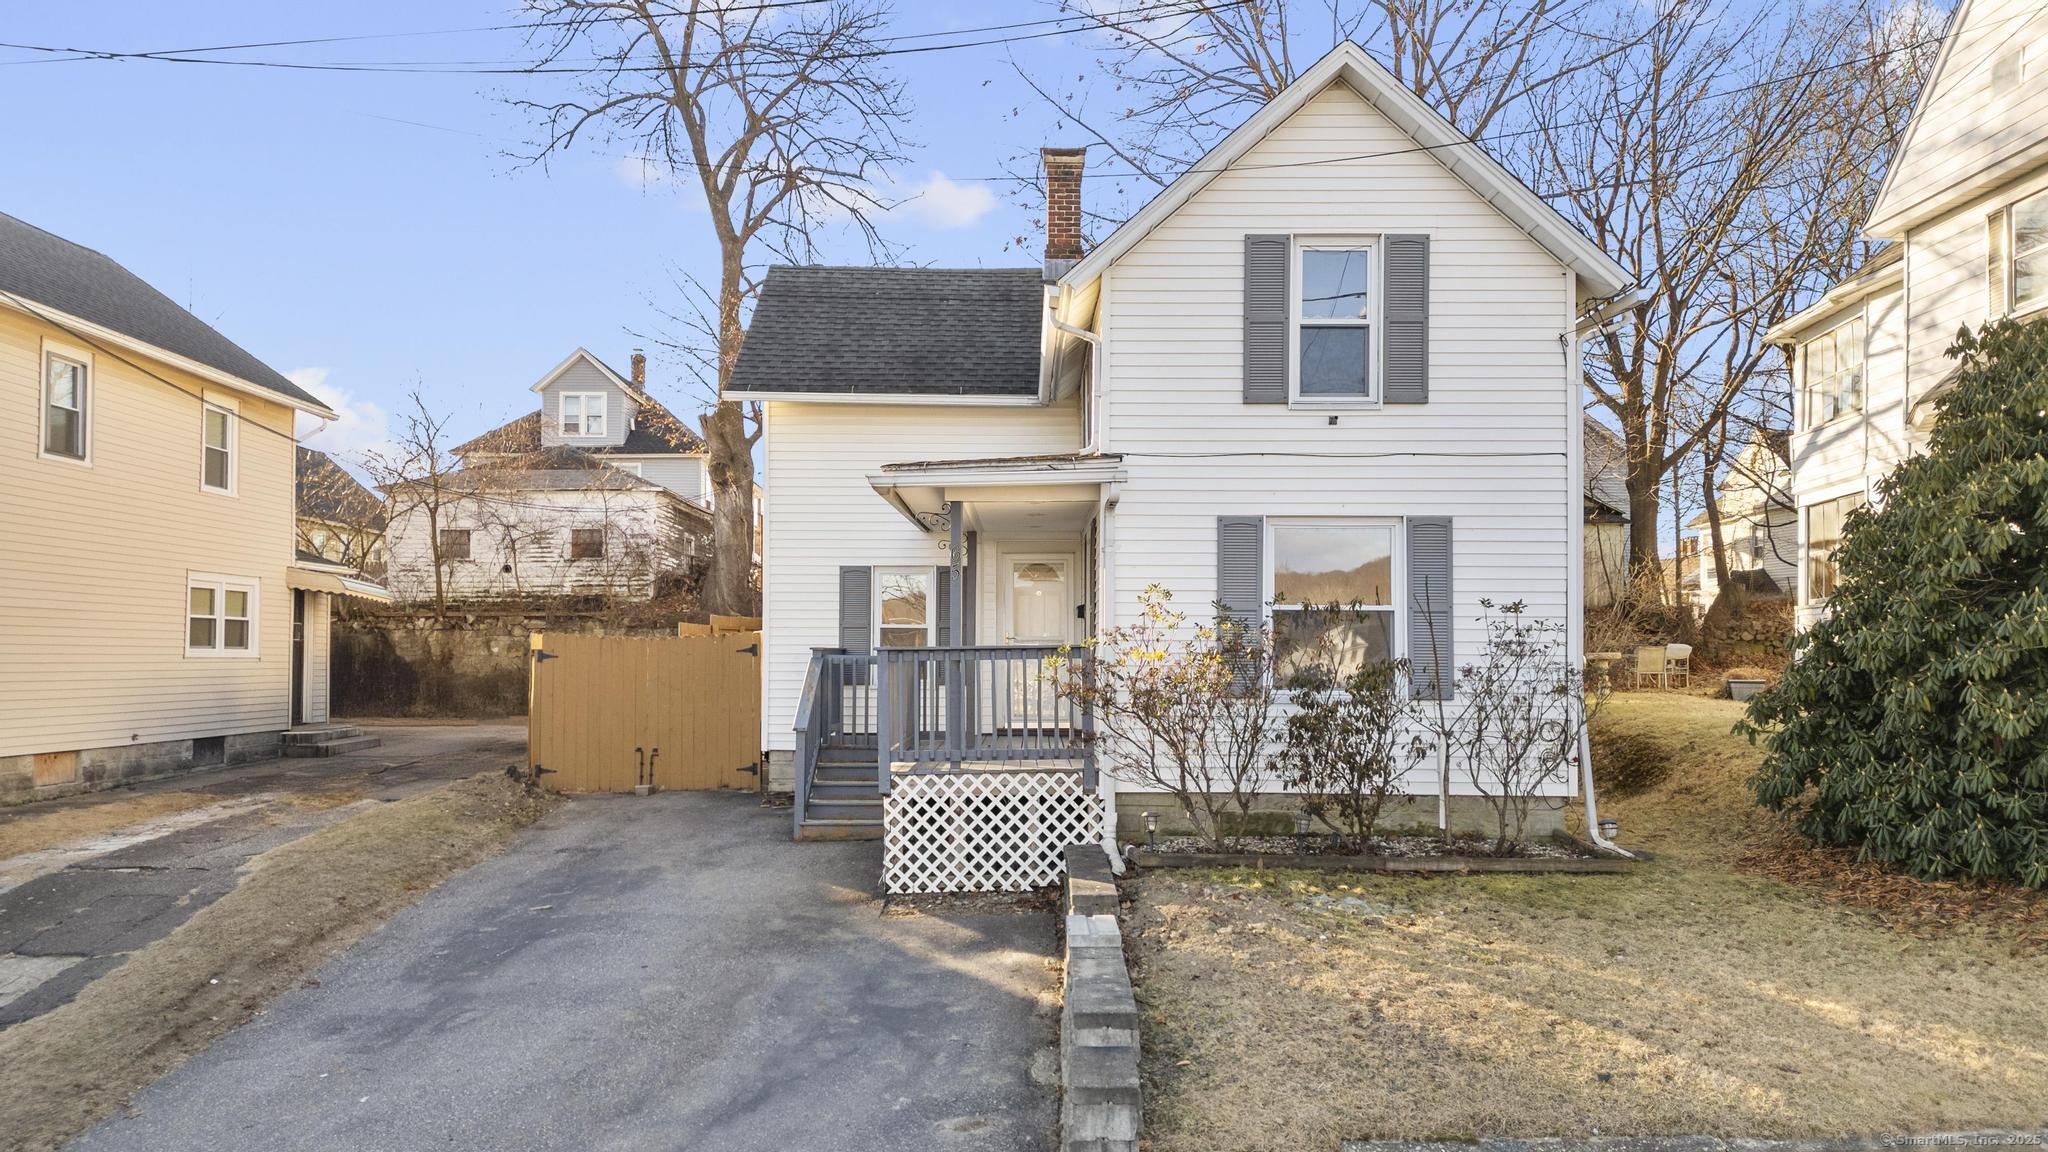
[528,631,761,792]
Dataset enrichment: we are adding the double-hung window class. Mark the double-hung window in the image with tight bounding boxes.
[876,567,934,648]
[201,402,236,492]
[187,575,257,657]
[559,393,607,437]
[1801,316,1864,427]
[1803,492,1866,604]
[1294,243,1376,402]
[43,351,89,461]
[2011,190,2048,314]
[1270,521,1398,684]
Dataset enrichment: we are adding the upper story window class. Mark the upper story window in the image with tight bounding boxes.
[1801,316,1864,428]
[201,403,236,493]
[1804,492,1866,604]
[569,527,606,560]
[439,528,472,561]
[2010,190,2048,313]
[1294,243,1376,402]
[42,351,89,462]
[877,567,933,648]
[187,574,257,657]
[1992,44,2031,95]
[1270,520,1398,685]
[560,392,607,437]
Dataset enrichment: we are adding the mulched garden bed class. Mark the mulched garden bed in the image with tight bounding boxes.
[1129,832,1638,874]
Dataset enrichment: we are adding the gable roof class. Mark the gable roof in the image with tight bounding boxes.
[296,447,387,530]
[1582,415,1631,519]
[724,266,1046,399]
[454,401,706,458]
[528,347,655,406]
[1058,41,1632,302]
[0,211,333,415]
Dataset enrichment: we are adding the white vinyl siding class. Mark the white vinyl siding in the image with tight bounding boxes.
[758,399,1081,751]
[2,308,298,758]
[1871,0,2048,232]
[1099,79,1576,800]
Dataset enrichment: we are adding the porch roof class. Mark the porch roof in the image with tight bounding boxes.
[866,452,1125,530]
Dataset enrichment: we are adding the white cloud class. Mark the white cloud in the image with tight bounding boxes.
[292,370,391,472]
[885,170,997,232]
[616,153,675,191]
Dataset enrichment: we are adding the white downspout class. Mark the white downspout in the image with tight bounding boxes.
[1047,285,1103,455]
[1580,724,1633,858]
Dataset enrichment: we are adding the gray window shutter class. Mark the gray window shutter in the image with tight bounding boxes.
[1989,208,2009,317]
[1244,235,1289,404]
[1406,517,1453,699]
[838,566,872,654]
[934,567,955,646]
[1384,234,1430,404]
[1217,516,1265,688]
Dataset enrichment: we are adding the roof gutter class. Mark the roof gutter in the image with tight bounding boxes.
[1575,286,1644,336]
[1047,284,1103,454]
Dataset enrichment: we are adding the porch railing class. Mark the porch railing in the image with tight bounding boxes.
[875,645,1095,792]
[793,648,884,832]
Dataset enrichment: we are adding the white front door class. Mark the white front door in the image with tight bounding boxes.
[1004,558,1072,644]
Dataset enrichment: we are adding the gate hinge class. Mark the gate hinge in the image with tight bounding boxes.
[737,762,759,774]
[737,643,759,656]
[534,650,559,662]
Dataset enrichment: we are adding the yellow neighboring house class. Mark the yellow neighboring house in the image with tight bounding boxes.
[0,211,387,802]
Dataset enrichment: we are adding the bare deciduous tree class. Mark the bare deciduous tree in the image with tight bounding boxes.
[360,391,465,620]
[517,0,912,616]
[1532,0,1936,596]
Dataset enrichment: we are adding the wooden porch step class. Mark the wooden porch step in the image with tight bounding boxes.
[806,780,877,801]
[805,797,882,814]
[795,819,883,842]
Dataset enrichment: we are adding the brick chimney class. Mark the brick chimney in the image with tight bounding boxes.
[630,348,646,388]
[1042,146,1086,280]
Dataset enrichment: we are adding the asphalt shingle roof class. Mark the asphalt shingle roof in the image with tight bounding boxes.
[296,448,387,530]
[1583,415,1631,519]
[454,402,705,458]
[0,211,327,411]
[727,266,1044,397]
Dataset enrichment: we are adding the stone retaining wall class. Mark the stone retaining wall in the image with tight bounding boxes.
[1060,844,1140,1152]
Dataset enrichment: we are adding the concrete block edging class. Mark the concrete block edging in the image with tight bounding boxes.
[1060,843,1141,1152]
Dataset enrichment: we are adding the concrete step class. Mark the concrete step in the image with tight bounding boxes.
[282,725,363,746]
[282,734,383,758]
[795,819,884,842]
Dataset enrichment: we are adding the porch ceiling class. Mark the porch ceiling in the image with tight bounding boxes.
[867,453,1125,532]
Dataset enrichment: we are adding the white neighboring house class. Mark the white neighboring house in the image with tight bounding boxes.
[1582,415,1631,610]
[1687,429,1797,610]
[730,42,1633,857]
[1768,0,2048,628]
[382,349,714,603]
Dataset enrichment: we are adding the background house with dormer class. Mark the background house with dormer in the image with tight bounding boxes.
[380,348,714,603]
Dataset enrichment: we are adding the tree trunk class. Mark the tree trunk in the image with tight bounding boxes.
[1625,464,1663,601]
[702,257,757,617]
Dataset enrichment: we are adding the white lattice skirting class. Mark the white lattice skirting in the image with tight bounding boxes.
[883,772,1106,894]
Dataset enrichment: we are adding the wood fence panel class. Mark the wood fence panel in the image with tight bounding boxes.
[529,631,761,793]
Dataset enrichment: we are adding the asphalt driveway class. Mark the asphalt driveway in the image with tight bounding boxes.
[70,793,1060,1152]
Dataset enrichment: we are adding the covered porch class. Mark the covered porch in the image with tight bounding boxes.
[791,453,1125,881]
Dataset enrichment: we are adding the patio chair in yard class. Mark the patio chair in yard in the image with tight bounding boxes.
[1634,646,1667,689]
[1664,643,1692,688]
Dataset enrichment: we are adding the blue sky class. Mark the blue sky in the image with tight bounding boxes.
[0,2,1109,466]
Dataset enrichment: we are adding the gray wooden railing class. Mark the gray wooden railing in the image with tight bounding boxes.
[792,650,829,833]
[875,645,1095,793]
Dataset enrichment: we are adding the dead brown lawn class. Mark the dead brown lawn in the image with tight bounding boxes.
[0,792,222,860]
[1130,694,2048,1151]
[0,772,555,1152]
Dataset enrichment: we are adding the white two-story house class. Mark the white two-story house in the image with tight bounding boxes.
[1770,0,2048,627]
[729,43,1631,868]
[382,348,715,603]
